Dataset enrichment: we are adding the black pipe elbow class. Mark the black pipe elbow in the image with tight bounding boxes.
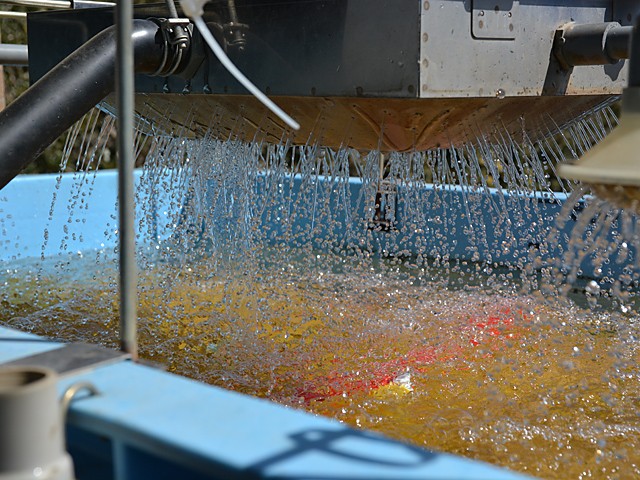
[0,19,175,190]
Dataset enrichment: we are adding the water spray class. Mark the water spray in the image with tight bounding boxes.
[559,17,640,211]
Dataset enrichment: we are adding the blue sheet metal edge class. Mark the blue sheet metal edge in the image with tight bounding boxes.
[0,325,63,363]
[0,169,578,265]
[0,325,531,479]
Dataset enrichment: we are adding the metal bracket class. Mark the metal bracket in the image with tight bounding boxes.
[2,343,129,377]
[369,180,398,231]
[222,21,248,52]
[204,19,249,55]
[61,381,99,428]
[472,0,518,40]
[224,0,248,52]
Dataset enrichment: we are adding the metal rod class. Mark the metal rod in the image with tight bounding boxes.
[227,0,239,23]
[0,43,27,65]
[0,0,70,8]
[0,0,113,9]
[629,16,640,88]
[115,0,137,359]
[0,11,27,19]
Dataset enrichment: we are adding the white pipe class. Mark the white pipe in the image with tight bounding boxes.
[0,367,74,479]
[0,11,27,19]
[193,16,300,131]
[180,0,299,131]
[0,43,28,66]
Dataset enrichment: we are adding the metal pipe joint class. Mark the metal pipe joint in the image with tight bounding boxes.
[0,17,196,190]
[554,22,633,69]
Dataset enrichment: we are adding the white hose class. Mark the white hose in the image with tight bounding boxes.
[179,0,300,131]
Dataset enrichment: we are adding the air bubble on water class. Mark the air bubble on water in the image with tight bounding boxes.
[586,280,601,296]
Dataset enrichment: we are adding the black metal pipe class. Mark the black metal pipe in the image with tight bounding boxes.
[605,25,633,61]
[0,19,165,190]
[555,22,632,68]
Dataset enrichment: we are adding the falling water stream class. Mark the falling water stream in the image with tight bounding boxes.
[2,101,640,479]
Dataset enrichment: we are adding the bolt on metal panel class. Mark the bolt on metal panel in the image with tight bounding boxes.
[472,0,518,40]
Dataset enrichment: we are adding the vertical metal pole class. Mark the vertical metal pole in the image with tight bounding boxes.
[629,16,640,88]
[0,23,5,112]
[115,0,137,359]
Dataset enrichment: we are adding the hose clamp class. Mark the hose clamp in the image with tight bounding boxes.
[151,17,192,77]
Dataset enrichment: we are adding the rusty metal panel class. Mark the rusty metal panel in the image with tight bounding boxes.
[130,93,609,151]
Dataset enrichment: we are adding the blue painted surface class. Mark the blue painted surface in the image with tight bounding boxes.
[0,170,173,260]
[254,174,568,264]
[0,171,118,259]
[0,170,564,261]
[0,170,623,280]
[0,327,62,363]
[56,357,530,479]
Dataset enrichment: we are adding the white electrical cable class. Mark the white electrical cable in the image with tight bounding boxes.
[180,0,299,131]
